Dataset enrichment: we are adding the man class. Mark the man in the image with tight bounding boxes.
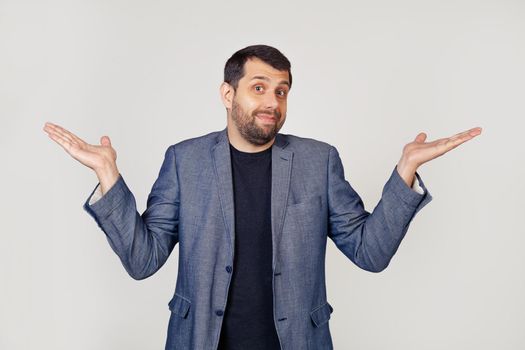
[43,44,482,350]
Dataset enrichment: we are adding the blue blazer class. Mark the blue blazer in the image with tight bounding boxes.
[84,127,432,349]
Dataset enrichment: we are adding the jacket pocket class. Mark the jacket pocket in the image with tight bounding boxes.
[168,294,191,319]
[310,301,334,327]
[287,194,322,210]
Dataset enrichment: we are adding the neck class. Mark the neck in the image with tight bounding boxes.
[226,122,275,153]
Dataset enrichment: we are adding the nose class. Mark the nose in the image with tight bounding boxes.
[262,90,279,111]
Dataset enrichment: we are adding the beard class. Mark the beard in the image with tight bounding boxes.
[230,97,284,146]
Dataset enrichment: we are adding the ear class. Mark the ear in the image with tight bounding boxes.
[220,82,234,110]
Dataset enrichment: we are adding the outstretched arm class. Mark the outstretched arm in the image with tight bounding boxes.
[328,126,482,272]
[43,122,179,280]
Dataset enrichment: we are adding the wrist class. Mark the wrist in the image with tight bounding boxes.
[396,157,417,188]
[95,162,119,195]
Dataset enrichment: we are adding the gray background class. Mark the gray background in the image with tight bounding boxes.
[1,0,523,349]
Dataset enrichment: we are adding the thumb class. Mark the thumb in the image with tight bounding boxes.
[414,132,427,143]
[100,135,111,147]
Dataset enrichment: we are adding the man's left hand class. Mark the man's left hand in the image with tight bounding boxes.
[396,126,483,188]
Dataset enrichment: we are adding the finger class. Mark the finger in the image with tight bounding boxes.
[468,126,482,136]
[414,132,427,143]
[449,127,482,141]
[45,122,85,146]
[448,127,481,144]
[100,136,111,147]
[432,127,481,150]
[47,130,74,153]
[52,123,86,145]
[44,122,73,141]
[424,134,467,155]
[442,130,478,150]
[48,124,76,145]
[43,124,69,143]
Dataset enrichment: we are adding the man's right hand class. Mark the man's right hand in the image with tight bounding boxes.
[43,122,120,195]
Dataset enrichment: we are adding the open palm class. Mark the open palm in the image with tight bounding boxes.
[403,127,482,169]
[43,122,117,172]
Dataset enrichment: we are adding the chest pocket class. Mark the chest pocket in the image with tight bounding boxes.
[286,194,322,212]
[285,194,323,233]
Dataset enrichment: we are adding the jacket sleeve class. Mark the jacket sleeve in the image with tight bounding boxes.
[83,145,180,280]
[327,145,433,272]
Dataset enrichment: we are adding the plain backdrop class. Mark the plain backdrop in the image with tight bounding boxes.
[1,0,523,349]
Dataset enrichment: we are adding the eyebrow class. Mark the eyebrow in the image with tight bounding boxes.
[250,75,290,88]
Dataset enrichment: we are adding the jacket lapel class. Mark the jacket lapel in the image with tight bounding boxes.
[211,127,293,266]
[211,128,236,253]
[271,133,293,268]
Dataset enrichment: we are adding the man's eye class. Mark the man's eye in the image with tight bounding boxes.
[255,86,263,91]
[277,90,287,96]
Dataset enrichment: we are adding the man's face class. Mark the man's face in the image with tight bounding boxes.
[229,58,290,146]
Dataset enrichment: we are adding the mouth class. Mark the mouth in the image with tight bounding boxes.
[256,113,277,123]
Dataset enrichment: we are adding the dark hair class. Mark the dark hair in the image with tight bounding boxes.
[223,44,292,91]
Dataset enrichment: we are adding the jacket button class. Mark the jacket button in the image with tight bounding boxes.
[215,310,224,316]
[225,265,232,273]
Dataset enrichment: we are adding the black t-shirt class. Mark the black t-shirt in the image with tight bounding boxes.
[217,143,281,350]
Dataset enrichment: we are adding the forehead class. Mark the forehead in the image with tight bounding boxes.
[241,58,290,85]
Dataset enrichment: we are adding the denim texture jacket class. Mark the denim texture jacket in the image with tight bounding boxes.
[83,127,433,350]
